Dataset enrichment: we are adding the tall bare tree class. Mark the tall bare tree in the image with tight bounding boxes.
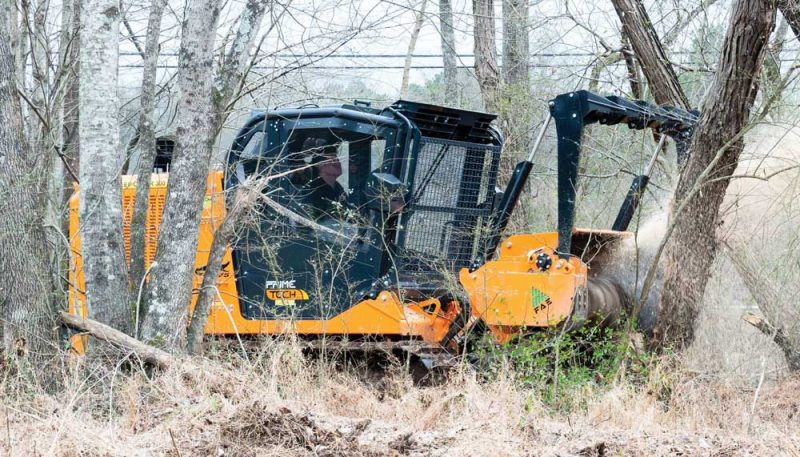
[78,0,131,334]
[501,0,528,86]
[473,0,500,112]
[401,0,427,99]
[213,0,270,129]
[438,0,458,105]
[140,0,222,350]
[0,31,59,376]
[61,0,80,181]
[654,0,776,347]
[129,0,168,302]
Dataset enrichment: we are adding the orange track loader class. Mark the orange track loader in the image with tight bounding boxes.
[68,91,697,356]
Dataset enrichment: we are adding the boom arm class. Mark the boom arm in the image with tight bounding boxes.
[550,90,697,257]
[487,90,698,261]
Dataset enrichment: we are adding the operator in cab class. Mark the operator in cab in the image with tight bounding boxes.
[300,143,352,221]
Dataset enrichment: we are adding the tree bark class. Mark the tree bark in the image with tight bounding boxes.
[438,0,458,105]
[186,196,241,355]
[78,0,132,334]
[620,34,643,99]
[741,313,800,371]
[129,0,168,305]
[587,0,716,96]
[140,0,221,351]
[0,33,59,379]
[401,0,427,99]
[472,0,500,113]
[653,0,776,348]
[610,0,690,109]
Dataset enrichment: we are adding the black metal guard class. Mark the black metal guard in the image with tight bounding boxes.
[397,137,501,274]
[550,90,698,258]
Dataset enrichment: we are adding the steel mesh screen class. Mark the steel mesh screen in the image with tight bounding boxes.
[397,137,501,273]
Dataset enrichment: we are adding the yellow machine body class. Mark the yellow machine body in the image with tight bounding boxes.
[68,172,458,351]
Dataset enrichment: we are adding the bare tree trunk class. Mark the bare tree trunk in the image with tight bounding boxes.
[186,197,241,354]
[140,0,221,351]
[610,0,690,109]
[129,0,168,306]
[587,0,716,96]
[501,0,528,86]
[654,0,776,348]
[0,33,59,380]
[187,1,271,353]
[472,0,500,113]
[499,0,530,160]
[78,0,131,334]
[620,34,643,99]
[401,0,427,99]
[16,0,30,98]
[61,0,80,180]
[438,0,458,105]
[214,0,269,128]
[61,312,177,369]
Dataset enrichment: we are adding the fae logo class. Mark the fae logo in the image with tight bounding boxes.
[530,287,553,314]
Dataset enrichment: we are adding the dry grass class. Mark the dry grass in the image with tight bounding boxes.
[1,341,799,456]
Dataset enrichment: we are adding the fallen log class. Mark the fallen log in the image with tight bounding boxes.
[60,311,176,369]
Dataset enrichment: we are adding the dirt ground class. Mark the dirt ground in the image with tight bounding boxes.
[2,343,799,457]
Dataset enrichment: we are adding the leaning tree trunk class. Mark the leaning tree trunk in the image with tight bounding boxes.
[610,0,690,110]
[140,0,221,352]
[78,0,132,334]
[186,0,270,353]
[213,0,269,132]
[129,0,168,307]
[438,0,458,105]
[472,0,500,113]
[653,0,776,348]
[0,33,59,380]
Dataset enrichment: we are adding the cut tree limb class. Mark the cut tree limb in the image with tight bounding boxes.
[724,240,800,371]
[60,311,176,369]
[741,312,800,371]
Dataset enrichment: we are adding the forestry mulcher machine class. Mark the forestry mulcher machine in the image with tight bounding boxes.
[68,91,696,358]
